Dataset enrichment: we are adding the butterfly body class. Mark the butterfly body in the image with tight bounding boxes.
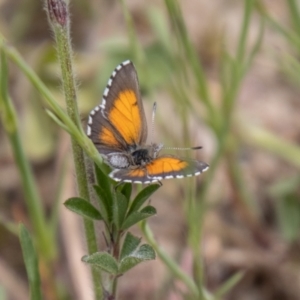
[104,143,161,169]
[87,60,209,184]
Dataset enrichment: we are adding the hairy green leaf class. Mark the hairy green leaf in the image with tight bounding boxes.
[82,252,118,275]
[119,244,155,274]
[64,197,102,220]
[122,205,156,230]
[120,232,141,260]
[128,184,160,214]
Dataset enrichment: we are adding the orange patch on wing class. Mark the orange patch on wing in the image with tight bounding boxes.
[108,90,141,144]
[147,157,188,176]
[129,169,146,177]
[99,127,120,147]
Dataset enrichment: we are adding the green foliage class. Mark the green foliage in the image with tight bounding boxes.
[127,184,160,214]
[19,224,42,300]
[83,232,155,276]
[0,287,6,300]
[119,243,155,274]
[122,206,157,230]
[271,176,300,242]
[214,272,245,300]
[82,252,119,275]
[94,163,112,199]
[64,197,103,220]
[65,162,159,297]
[0,45,55,260]
[93,164,114,224]
[120,183,132,199]
[112,191,130,230]
[255,0,300,246]
[94,185,112,224]
[277,193,300,242]
[120,232,141,260]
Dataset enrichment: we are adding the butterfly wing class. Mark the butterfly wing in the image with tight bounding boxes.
[87,60,148,155]
[109,156,209,183]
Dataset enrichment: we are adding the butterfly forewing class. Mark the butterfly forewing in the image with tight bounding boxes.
[87,61,148,154]
[88,109,126,154]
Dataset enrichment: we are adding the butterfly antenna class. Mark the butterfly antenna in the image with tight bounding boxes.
[150,102,157,144]
[163,146,202,151]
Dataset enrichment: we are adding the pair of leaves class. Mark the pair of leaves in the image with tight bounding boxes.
[64,195,157,231]
[82,232,155,275]
[118,183,161,228]
[65,167,160,230]
[113,183,160,230]
[93,163,160,227]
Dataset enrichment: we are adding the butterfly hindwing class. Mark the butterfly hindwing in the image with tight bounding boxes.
[146,156,209,179]
[87,60,148,155]
[109,156,209,183]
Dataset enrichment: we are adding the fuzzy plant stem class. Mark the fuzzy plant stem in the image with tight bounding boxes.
[45,1,102,298]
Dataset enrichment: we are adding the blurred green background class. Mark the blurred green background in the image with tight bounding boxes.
[1,0,300,299]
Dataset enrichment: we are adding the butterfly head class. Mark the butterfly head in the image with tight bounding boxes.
[130,143,163,166]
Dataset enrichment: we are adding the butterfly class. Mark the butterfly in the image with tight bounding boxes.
[87,60,209,184]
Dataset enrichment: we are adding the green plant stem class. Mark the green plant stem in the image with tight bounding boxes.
[287,0,300,36]
[186,3,259,292]
[236,0,253,64]
[189,202,206,299]
[0,47,55,261]
[225,140,258,213]
[12,130,57,253]
[214,271,244,299]
[112,276,118,299]
[224,0,253,118]
[164,0,215,123]
[111,233,121,298]
[141,222,200,299]
[183,163,205,297]
[260,9,300,49]
[19,224,42,300]
[119,0,144,63]
[201,0,258,198]
[45,2,102,298]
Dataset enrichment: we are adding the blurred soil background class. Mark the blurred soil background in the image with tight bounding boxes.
[1,0,300,299]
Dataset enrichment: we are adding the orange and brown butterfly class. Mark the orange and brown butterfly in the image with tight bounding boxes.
[87,60,209,184]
